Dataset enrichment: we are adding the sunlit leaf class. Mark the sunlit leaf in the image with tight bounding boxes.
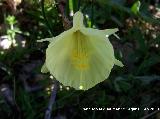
[131,1,141,15]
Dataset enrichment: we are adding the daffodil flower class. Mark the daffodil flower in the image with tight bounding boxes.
[38,11,123,90]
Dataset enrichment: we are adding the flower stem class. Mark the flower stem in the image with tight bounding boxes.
[91,0,94,28]
[78,0,81,11]
[41,0,54,36]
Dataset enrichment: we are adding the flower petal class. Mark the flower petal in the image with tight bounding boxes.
[45,29,115,90]
[72,11,85,31]
[114,59,124,67]
[37,37,54,42]
[102,28,119,37]
[80,28,118,38]
[41,11,123,90]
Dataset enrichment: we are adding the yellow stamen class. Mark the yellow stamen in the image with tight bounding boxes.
[71,50,89,70]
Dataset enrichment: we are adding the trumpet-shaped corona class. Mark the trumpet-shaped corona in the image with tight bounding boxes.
[39,11,123,90]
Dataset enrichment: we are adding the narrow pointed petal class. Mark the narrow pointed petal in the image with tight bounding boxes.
[72,11,84,30]
[102,28,119,37]
[37,37,54,42]
[80,28,118,39]
[114,59,124,67]
[80,28,107,38]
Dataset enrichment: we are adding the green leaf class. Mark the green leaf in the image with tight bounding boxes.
[114,77,132,92]
[131,1,141,15]
[135,75,160,85]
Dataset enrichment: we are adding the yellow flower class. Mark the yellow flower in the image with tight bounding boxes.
[39,11,123,90]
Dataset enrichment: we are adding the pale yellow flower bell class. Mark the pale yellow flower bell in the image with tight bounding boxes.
[39,11,123,90]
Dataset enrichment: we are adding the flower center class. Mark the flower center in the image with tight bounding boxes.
[70,31,90,70]
[71,50,89,70]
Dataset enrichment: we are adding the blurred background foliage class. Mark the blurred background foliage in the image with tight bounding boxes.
[0,0,160,119]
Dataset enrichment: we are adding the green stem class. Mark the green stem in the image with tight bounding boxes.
[41,0,54,36]
[78,0,81,11]
[91,0,94,28]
